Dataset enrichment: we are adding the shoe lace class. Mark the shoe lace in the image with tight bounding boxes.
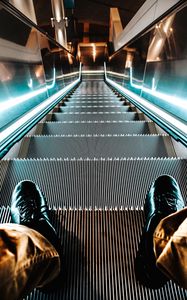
[154,192,179,214]
[18,196,38,223]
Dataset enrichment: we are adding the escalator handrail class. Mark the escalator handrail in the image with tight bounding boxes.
[104,64,187,148]
[0,66,82,159]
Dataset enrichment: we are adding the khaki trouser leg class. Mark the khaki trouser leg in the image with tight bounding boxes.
[0,223,60,300]
[153,207,187,289]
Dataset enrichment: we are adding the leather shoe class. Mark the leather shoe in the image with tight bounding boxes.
[11,180,60,251]
[135,175,185,289]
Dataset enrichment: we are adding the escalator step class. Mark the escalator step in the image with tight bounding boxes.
[68,99,120,103]
[51,112,142,122]
[74,88,112,92]
[63,100,123,104]
[73,92,114,95]
[69,93,119,101]
[0,207,186,300]
[40,122,151,135]
[61,103,126,108]
[1,159,186,208]
[74,91,114,95]
[59,106,132,113]
[23,135,170,159]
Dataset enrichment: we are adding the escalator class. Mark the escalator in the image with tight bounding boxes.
[1,73,187,299]
[0,1,187,299]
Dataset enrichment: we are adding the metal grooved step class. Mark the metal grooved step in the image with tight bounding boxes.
[0,207,186,300]
[40,122,151,135]
[59,106,132,113]
[68,97,120,101]
[23,136,170,159]
[51,112,142,122]
[1,159,186,208]
[63,101,123,105]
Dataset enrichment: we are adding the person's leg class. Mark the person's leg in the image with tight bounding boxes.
[0,180,62,299]
[154,207,187,289]
[135,175,185,289]
[0,223,60,300]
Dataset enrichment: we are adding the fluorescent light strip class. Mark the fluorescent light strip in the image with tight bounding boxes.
[28,78,33,89]
[82,70,104,74]
[107,70,145,84]
[0,68,56,113]
[0,78,80,145]
[56,71,79,79]
[0,86,48,112]
[107,68,187,110]
[46,68,56,89]
[107,71,128,78]
[106,76,187,135]
[0,68,79,113]
[129,67,187,109]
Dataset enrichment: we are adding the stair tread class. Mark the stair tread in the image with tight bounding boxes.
[68,96,119,99]
[23,135,170,159]
[64,100,123,104]
[51,112,142,121]
[1,159,186,207]
[40,122,151,135]
[59,106,131,113]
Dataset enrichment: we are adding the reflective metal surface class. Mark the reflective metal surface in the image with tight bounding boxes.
[0,3,79,132]
[106,3,187,124]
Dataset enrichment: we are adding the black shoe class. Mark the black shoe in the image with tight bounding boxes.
[135,175,185,289]
[11,180,60,251]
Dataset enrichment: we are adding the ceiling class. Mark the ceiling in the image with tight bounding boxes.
[33,0,146,44]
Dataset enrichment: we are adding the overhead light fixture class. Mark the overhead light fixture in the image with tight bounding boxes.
[92,43,96,62]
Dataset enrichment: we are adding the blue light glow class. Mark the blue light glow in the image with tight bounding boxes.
[0,87,48,112]
[47,68,56,89]
[28,78,33,89]
[0,77,80,146]
[105,74,187,135]
[152,77,156,91]
[0,63,82,148]
[0,68,56,113]
[129,67,186,109]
